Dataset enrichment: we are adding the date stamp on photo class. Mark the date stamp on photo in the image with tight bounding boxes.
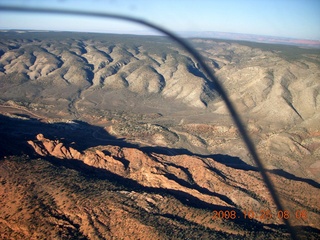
[212,209,308,221]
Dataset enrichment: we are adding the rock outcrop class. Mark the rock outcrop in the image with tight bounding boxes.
[27,134,320,229]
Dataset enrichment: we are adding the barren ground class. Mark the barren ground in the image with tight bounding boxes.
[0,31,319,239]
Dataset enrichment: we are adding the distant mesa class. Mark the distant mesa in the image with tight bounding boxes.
[182,31,320,48]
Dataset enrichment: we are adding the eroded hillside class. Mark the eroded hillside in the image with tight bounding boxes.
[1,32,319,182]
[0,32,216,111]
[0,31,320,239]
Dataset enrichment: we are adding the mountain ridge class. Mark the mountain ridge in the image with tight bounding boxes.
[1,31,320,239]
[0,31,218,110]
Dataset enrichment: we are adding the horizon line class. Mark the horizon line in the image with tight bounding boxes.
[1,28,320,49]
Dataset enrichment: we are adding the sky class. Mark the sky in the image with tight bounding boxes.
[0,0,319,40]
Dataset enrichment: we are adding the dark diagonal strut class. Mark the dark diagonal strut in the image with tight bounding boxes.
[0,5,299,240]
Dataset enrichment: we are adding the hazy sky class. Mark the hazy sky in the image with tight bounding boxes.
[0,0,319,40]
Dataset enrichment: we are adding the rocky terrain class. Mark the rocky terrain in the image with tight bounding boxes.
[0,31,320,239]
[0,116,319,239]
